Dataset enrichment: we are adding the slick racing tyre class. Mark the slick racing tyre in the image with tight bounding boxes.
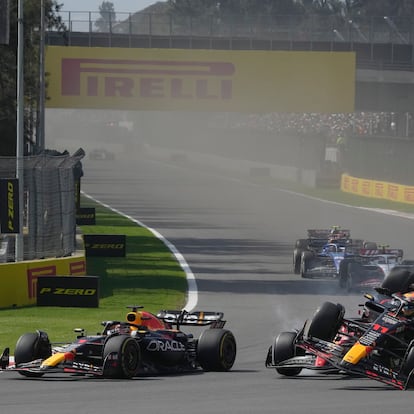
[401,344,414,389]
[307,302,345,342]
[270,331,305,376]
[14,331,52,377]
[293,249,302,274]
[103,335,141,378]
[338,259,352,290]
[300,251,313,279]
[381,268,414,294]
[339,260,359,292]
[197,329,236,372]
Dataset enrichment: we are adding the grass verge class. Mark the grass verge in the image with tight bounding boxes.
[0,198,187,352]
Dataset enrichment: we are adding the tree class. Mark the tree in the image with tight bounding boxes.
[0,0,65,156]
[168,0,304,17]
[95,1,116,32]
[167,0,414,18]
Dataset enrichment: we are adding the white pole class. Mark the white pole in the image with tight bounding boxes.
[39,0,45,150]
[16,0,24,261]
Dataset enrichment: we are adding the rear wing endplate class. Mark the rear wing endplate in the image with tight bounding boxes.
[157,310,226,328]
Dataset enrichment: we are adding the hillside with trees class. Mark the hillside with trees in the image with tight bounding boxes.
[1,0,413,156]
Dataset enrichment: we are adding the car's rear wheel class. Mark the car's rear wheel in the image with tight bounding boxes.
[307,302,345,341]
[197,329,236,372]
[270,331,304,376]
[14,332,51,377]
[102,335,140,378]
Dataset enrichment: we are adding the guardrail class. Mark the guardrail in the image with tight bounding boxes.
[54,12,414,45]
[48,12,414,71]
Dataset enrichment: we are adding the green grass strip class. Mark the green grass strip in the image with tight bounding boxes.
[0,198,187,351]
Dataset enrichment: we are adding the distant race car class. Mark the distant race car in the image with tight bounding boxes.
[299,238,372,280]
[1,306,237,378]
[338,246,404,291]
[293,227,354,274]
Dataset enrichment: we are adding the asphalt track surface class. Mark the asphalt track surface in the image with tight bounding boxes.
[2,152,414,414]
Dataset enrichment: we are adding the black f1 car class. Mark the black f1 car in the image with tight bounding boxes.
[293,228,350,274]
[292,227,368,277]
[266,268,414,390]
[338,247,405,291]
[1,306,237,378]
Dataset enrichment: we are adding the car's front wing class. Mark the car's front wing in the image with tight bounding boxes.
[299,337,413,390]
[0,349,122,378]
[270,354,339,373]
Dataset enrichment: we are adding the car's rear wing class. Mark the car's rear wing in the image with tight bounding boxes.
[359,248,403,257]
[307,229,331,239]
[157,310,226,329]
[308,239,330,249]
[307,229,350,239]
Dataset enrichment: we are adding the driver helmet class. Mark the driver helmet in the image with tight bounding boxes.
[402,292,414,317]
[126,311,144,331]
[403,292,414,302]
[108,323,131,335]
[324,244,336,252]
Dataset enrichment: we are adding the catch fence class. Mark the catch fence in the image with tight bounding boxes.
[0,149,84,262]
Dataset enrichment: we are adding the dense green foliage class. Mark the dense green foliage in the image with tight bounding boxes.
[95,1,116,32]
[166,0,414,18]
[0,0,64,156]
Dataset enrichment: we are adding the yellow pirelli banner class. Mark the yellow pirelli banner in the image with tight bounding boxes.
[341,174,414,205]
[45,46,355,113]
[0,256,86,308]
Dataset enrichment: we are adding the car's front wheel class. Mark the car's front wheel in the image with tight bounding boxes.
[103,335,140,378]
[300,252,313,278]
[293,249,302,274]
[14,331,51,377]
[269,331,304,376]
